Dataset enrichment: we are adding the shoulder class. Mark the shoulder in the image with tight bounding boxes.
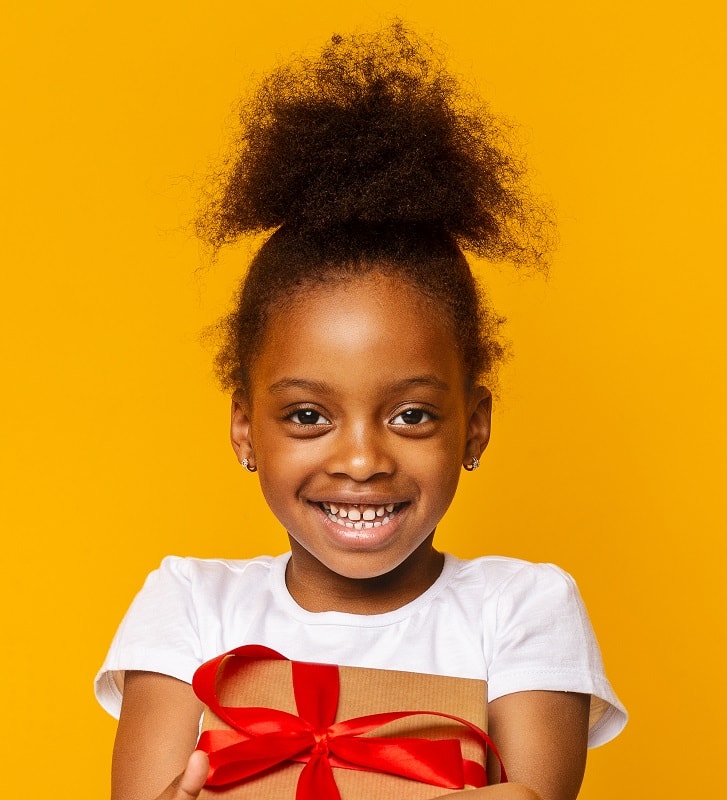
[433,555,585,660]
[95,553,286,718]
[139,553,280,602]
[449,555,592,649]
[150,553,279,582]
[447,554,580,604]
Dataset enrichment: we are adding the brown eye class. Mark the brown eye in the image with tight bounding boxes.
[390,408,433,425]
[289,409,330,425]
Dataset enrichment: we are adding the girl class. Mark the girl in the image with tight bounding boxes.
[96,24,626,800]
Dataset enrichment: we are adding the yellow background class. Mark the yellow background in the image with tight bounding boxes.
[2,1,724,797]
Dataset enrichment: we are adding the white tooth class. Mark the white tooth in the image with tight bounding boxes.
[354,521,364,530]
[362,508,376,521]
[382,516,390,525]
[373,521,381,528]
[376,506,385,517]
[338,508,348,518]
[364,522,373,529]
[345,522,354,528]
[329,504,338,514]
[347,508,361,521]
[322,502,330,510]
[329,514,337,522]
[385,504,395,513]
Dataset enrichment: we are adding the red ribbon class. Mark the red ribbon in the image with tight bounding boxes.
[192,644,507,800]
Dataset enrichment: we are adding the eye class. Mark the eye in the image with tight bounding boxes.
[390,408,434,425]
[287,408,331,426]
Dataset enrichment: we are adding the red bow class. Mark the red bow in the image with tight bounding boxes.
[193,644,506,800]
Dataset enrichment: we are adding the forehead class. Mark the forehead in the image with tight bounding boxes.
[251,273,465,390]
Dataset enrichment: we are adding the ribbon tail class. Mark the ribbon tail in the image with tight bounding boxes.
[330,735,467,788]
[296,754,341,800]
[198,730,315,788]
[331,708,506,785]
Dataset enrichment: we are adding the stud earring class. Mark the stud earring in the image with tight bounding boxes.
[463,455,480,472]
[241,458,257,473]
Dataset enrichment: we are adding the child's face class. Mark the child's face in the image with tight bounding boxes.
[231,272,491,596]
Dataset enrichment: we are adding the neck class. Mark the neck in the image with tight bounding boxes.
[285,535,445,614]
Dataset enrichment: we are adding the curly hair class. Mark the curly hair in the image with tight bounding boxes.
[197,22,553,392]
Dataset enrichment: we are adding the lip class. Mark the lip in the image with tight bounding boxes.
[308,495,407,507]
[311,501,408,549]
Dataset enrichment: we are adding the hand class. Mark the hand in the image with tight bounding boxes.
[154,751,209,800]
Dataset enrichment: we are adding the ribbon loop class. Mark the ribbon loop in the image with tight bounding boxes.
[293,659,340,729]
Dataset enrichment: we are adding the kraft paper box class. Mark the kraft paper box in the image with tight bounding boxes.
[195,647,489,799]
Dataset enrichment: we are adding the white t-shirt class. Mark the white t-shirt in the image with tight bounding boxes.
[95,552,626,747]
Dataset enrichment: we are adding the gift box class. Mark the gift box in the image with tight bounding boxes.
[194,645,504,800]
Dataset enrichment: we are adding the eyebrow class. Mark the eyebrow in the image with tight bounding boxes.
[268,378,334,395]
[267,375,450,395]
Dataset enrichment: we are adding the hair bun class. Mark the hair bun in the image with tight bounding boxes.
[199,22,552,267]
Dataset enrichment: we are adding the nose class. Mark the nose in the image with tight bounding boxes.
[325,421,396,481]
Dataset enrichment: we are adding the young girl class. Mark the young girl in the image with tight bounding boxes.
[96,24,626,800]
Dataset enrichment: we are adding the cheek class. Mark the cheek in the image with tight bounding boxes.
[254,441,318,512]
[426,428,468,501]
[256,470,301,530]
[257,439,326,482]
[434,464,463,509]
[410,443,463,507]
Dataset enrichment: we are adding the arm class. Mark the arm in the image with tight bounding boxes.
[112,671,205,800]
[439,690,590,800]
[487,689,589,800]
[112,678,589,800]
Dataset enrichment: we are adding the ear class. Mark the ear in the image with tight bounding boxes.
[464,386,492,466]
[230,390,255,466]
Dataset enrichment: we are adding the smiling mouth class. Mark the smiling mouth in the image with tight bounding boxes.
[318,501,404,530]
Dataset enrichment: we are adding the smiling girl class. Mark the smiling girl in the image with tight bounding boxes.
[96,24,626,800]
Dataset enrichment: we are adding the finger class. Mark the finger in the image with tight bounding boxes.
[160,750,209,799]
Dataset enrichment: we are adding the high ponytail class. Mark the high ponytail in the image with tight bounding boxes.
[199,22,553,391]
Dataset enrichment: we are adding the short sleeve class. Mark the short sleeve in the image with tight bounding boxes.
[94,556,203,719]
[488,562,627,747]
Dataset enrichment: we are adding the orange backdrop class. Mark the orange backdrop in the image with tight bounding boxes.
[2,2,724,798]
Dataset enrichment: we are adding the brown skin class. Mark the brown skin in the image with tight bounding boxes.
[112,274,590,800]
[112,672,203,800]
